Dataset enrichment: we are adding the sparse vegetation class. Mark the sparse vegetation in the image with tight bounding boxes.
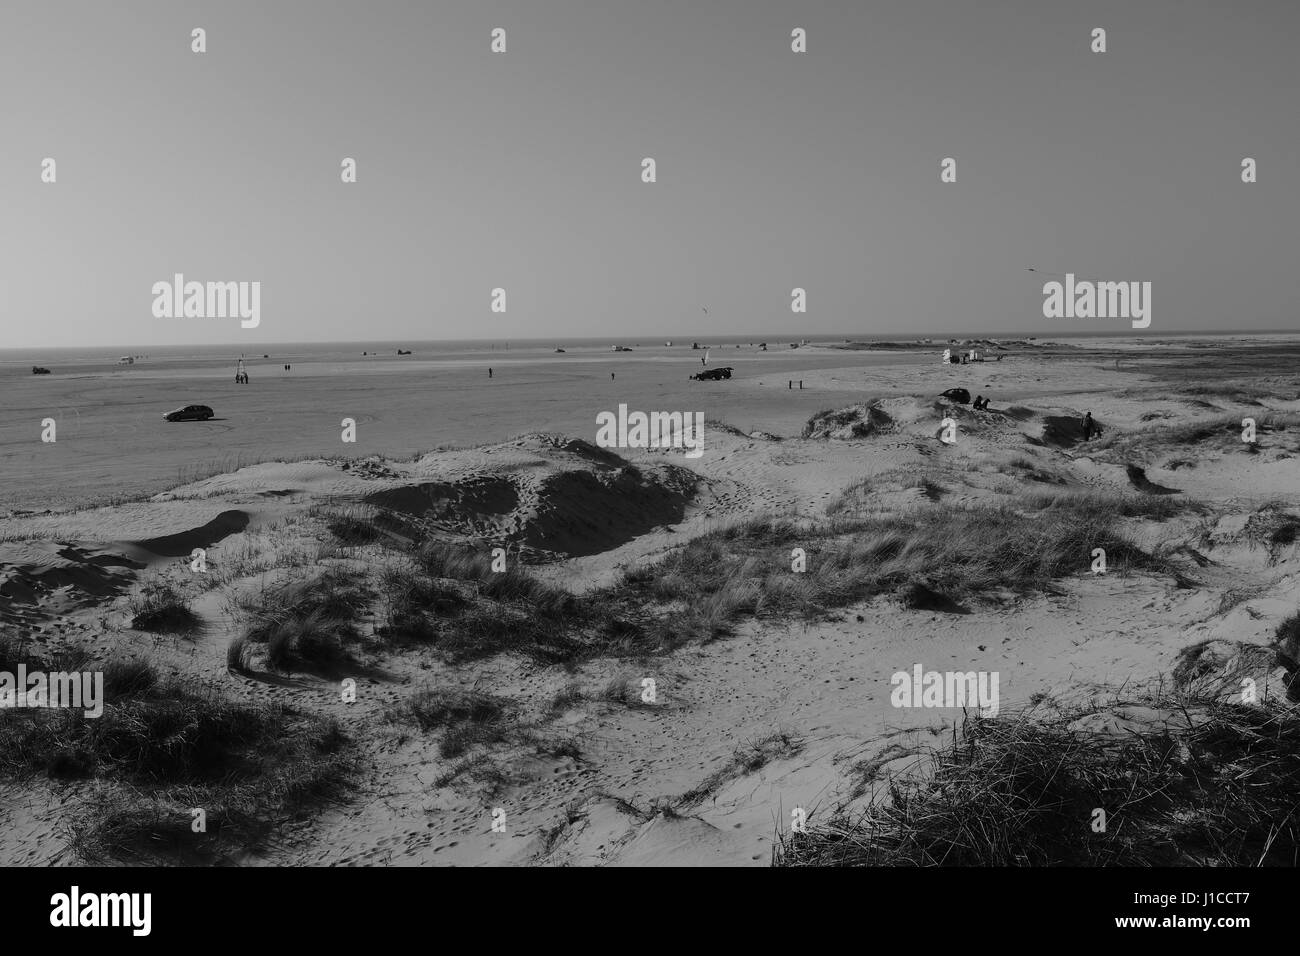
[679,731,805,806]
[389,687,518,758]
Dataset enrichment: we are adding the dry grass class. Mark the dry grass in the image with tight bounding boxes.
[776,691,1300,866]
[231,567,372,675]
[616,497,1174,637]
[1088,413,1299,464]
[679,730,805,806]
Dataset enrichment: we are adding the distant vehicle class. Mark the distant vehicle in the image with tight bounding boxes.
[691,366,733,381]
[118,356,134,365]
[397,349,412,355]
[554,348,566,353]
[163,404,214,422]
[31,366,51,375]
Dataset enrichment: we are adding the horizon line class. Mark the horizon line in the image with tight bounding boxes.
[5,327,1300,352]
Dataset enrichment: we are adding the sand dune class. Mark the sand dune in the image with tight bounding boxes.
[3,339,1300,866]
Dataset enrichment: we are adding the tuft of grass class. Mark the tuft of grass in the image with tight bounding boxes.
[432,753,513,791]
[129,582,200,635]
[322,508,385,546]
[548,682,586,714]
[389,687,518,759]
[235,568,371,674]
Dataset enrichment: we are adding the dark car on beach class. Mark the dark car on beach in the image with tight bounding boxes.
[163,404,214,422]
[691,366,733,381]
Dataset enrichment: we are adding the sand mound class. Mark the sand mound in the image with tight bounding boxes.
[802,404,894,439]
[523,467,695,558]
[364,442,698,560]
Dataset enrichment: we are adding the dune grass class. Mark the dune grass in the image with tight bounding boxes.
[230,567,372,674]
[615,498,1172,631]
[375,543,619,664]
[129,582,201,635]
[775,692,1300,867]
[1089,412,1298,464]
[216,485,1184,672]
[370,493,1179,665]
[0,652,349,864]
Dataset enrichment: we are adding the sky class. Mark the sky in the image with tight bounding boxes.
[1,0,1297,348]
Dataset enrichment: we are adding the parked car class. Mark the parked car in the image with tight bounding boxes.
[31,366,51,375]
[691,366,734,381]
[163,404,214,422]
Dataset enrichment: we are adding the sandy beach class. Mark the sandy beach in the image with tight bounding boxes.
[4,334,1299,867]
[2,342,931,512]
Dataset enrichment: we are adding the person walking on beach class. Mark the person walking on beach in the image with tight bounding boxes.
[489,367,493,378]
[1082,411,1095,441]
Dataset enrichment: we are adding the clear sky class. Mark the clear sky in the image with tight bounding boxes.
[2,0,1297,348]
